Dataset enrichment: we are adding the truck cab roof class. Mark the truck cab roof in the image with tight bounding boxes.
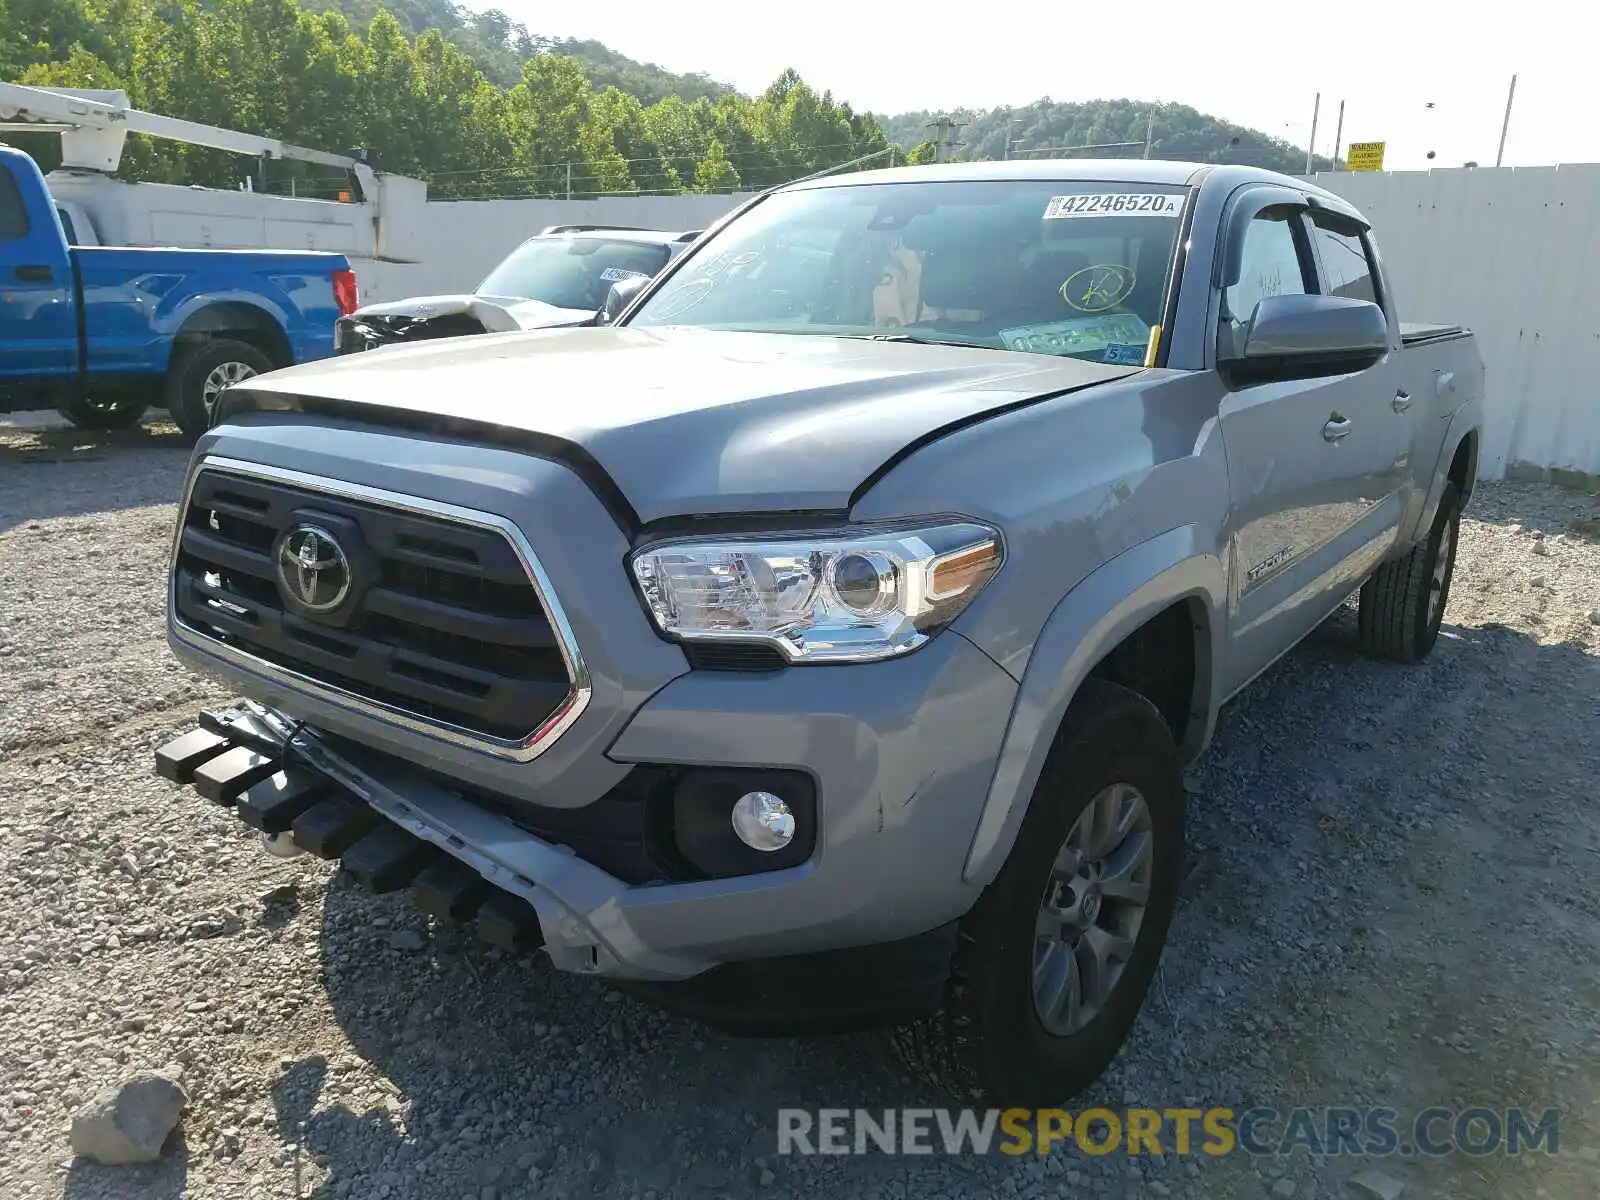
[537,225,700,245]
[784,157,1362,209]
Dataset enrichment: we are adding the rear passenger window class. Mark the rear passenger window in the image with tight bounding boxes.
[1310,216,1378,305]
[1221,206,1312,357]
[0,166,31,242]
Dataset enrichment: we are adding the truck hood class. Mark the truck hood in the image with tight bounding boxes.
[223,325,1145,525]
[350,293,595,331]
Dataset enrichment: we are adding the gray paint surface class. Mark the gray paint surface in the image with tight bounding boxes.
[225,326,1144,523]
[169,159,1486,978]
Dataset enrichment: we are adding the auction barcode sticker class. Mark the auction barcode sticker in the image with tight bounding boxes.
[1043,193,1182,219]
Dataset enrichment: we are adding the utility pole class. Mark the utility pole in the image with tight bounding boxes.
[1331,99,1345,168]
[1004,114,1017,160]
[926,116,965,164]
[1305,92,1320,174]
[1143,109,1155,159]
[1496,74,1518,167]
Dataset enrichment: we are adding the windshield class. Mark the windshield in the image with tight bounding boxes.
[627,179,1190,364]
[477,237,670,311]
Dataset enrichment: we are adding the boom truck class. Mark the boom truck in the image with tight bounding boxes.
[0,82,427,435]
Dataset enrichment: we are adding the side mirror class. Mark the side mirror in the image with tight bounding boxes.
[1224,293,1389,382]
[596,274,650,326]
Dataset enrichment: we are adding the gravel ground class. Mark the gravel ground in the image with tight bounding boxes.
[2,420,1598,1200]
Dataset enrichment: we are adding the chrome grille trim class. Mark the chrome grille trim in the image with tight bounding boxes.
[166,455,592,763]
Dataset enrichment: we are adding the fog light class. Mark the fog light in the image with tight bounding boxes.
[731,791,795,852]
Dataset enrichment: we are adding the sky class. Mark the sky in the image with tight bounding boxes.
[491,0,1588,172]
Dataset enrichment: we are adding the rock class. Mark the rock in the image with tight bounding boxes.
[69,1069,189,1164]
[759,1168,776,1187]
[386,930,425,952]
[1347,1170,1405,1200]
[1530,541,1550,557]
[1273,1179,1297,1198]
[1588,606,1600,625]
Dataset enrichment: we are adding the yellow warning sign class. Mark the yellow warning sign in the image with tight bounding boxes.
[1346,141,1385,172]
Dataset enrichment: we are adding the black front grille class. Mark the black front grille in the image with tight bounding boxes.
[174,470,573,743]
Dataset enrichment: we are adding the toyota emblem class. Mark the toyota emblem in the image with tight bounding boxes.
[276,524,351,612]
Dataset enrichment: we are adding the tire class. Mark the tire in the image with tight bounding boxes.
[886,678,1186,1105]
[1356,481,1461,663]
[165,338,274,441]
[54,390,148,431]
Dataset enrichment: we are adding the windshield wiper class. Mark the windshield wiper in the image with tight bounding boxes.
[834,332,961,346]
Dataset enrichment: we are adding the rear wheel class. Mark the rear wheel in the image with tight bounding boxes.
[165,338,273,441]
[886,679,1185,1104]
[1357,481,1461,662]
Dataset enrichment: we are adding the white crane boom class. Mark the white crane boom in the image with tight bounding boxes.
[0,82,376,185]
[0,81,427,266]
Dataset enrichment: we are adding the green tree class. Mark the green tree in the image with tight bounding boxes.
[906,141,939,165]
[590,87,681,194]
[692,138,740,193]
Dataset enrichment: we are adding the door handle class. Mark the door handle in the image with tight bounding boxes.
[1322,415,1353,442]
[13,264,54,283]
[1392,390,1412,413]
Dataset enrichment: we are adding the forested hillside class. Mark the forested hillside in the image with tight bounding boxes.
[1,0,1329,201]
[881,100,1339,174]
[0,0,885,198]
[302,0,731,101]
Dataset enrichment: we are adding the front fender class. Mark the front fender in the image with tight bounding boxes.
[961,523,1226,885]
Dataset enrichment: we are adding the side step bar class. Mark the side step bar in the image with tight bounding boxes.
[154,710,545,954]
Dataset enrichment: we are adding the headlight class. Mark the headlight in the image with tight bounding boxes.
[629,521,1003,664]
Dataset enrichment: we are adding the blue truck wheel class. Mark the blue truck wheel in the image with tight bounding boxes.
[166,338,275,441]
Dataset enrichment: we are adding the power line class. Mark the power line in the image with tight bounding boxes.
[421,138,879,180]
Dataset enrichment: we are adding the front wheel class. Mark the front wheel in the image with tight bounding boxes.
[165,338,273,441]
[54,390,149,431]
[886,679,1185,1104]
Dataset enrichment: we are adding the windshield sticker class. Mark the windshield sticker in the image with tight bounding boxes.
[1102,342,1148,365]
[1043,193,1181,220]
[643,276,714,321]
[1062,263,1136,313]
[998,312,1151,357]
[599,267,652,284]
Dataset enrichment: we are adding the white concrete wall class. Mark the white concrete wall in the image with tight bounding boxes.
[1308,164,1600,484]
[359,170,1600,485]
[353,192,755,304]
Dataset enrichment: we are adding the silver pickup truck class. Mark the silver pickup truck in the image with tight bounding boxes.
[154,160,1484,1104]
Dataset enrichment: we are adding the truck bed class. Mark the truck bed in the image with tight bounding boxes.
[1400,322,1468,346]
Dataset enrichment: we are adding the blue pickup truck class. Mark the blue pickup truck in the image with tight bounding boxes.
[0,144,357,438]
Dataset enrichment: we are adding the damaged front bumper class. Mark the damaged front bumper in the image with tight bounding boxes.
[155,701,968,1032]
[156,701,708,979]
